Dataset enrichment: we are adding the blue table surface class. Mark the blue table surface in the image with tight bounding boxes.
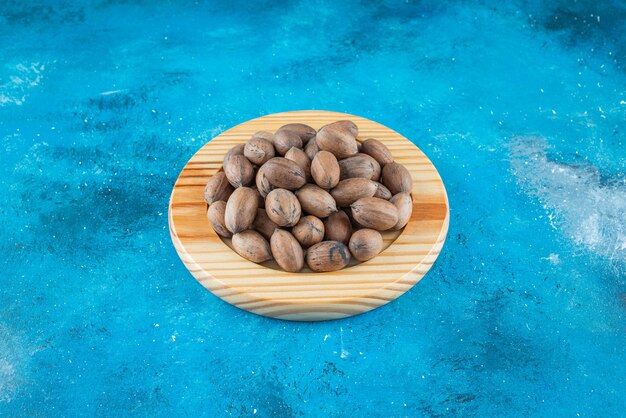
[1,0,625,416]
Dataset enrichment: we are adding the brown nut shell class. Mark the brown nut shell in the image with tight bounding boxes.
[323,210,352,244]
[223,144,245,166]
[345,207,365,229]
[322,120,358,137]
[304,137,320,160]
[390,192,412,230]
[306,241,351,272]
[251,131,274,143]
[348,229,383,261]
[311,150,340,189]
[330,178,378,207]
[373,182,392,200]
[207,201,232,238]
[278,123,316,144]
[224,154,254,187]
[232,230,272,263]
[273,129,303,155]
[203,171,234,205]
[270,229,304,272]
[338,153,381,181]
[262,157,307,190]
[285,147,311,181]
[361,138,394,166]
[291,215,325,247]
[350,197,399,231]
[295,184,337,218]
[255,164,275,197]
[249,186,264,208]
[316,124,358,159]
[224,187,259,233]
[382,162,413,194]
[244,136,275,165]
[265,188,301,227]
[253,208,279,240]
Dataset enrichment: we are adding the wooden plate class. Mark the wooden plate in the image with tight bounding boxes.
[168,110,449,321]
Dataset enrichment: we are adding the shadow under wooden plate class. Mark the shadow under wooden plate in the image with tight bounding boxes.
[168,110,449,321]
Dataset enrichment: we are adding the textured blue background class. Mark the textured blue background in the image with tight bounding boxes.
[1,0,625,416]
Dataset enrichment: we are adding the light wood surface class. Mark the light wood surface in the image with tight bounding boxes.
[168,110,449,321]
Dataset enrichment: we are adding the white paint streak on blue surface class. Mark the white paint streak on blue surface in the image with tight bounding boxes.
[0,63,44,106]
[510,136,626,271]
[0,324,27,403]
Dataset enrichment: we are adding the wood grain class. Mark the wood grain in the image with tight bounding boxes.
[168,110,449,321]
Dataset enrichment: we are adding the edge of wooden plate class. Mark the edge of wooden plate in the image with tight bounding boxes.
[168,110,449,321]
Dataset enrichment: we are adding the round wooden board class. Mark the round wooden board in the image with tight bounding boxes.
[168,110,449,321]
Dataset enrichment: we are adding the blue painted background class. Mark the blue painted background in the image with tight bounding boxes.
[1,0,625,416]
